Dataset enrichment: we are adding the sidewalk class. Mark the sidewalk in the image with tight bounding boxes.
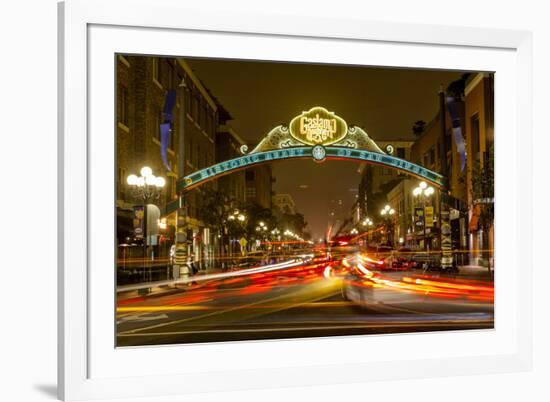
[117,260,287,302]
[441,264,493,281]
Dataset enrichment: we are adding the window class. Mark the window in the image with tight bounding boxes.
[198,102,204,128]
[396,147,405,159]
[168,176,176,200]
[188,138,194,166]
[202,105,207,129]
[169,127,175,150]
[185,87,191,115]
[429,147,435,165]
[154,108,162,141]
[192,94,199,122]
[471,113,481,162]
[118,167,126,199]
[118,85,129,126]
[194,142,199,168]
[205,109,211,136]
[246,187,256,198]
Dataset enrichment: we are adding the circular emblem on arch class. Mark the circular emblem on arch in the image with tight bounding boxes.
[385,144,395,154]
[289,106,348,146]
[312,145,326,162]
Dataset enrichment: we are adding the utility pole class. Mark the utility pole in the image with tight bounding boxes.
[174,77,189,280]
[438,86,453,270]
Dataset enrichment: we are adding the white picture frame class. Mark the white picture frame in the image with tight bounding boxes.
[58,0,533,400]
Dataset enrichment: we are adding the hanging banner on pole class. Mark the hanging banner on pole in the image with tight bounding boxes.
[133,205,145,239]
[446,96,466,172]
[425,206,434,228]
[440,209,453,269]
[414,207,424,229]
[160,89,176,171]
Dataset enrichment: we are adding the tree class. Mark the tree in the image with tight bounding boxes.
[242,203,277,240]
[279,212,307,235]
[412,120,426,137]
[446,73,471,98]
[196,188,239,262]
[196,188,232,231]
[471,144,494,272]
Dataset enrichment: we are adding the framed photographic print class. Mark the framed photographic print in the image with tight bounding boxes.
[58,0,533,400]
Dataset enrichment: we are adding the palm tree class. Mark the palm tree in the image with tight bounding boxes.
[412,120,426,137]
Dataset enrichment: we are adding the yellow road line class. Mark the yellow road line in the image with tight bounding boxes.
[118,321,494,337]
[118,279,342,335]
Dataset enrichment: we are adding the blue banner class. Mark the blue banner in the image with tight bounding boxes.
[446,96,466,172]
[160,89,176,171]
[160,122,171,171]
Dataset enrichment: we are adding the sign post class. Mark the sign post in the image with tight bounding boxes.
[440,208,453,270]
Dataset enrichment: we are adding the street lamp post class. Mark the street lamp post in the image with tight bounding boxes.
[126,166,165,283]
[361,217,373,245]
[380,205,395,246]
[412,181,435,251]
[227,209,247,259]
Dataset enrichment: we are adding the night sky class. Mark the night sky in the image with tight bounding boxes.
[186,58,464,239]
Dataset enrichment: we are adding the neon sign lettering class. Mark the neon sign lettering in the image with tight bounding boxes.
[289,106,347,146]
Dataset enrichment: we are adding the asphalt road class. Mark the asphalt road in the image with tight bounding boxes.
[116,257,494,347]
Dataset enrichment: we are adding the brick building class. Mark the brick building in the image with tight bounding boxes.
[215,124,247,205]
[356,140,414,222]
[409,90,469,252]
[464,73,494,265]
[116,55,219,265]
[245,165,273,210]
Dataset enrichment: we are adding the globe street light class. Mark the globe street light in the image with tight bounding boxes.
[227,209,246,257]
[380,205,396,246]
[361,217,374,244]
[126,166,166,283]
[127,166,165,203]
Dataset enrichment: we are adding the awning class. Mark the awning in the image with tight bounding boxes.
[469,204,481,232]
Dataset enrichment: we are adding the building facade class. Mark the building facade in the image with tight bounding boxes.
[245,165,273,210]
[464,73,495,266]
[216,124,247,205]
[386,178,416,247]
[356,140,414,223]
[116,55,219,269]
[409,90,469,253]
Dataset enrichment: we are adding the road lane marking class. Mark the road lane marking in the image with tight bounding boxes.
[118,279,341,335]
[117,320,494,337]
[116,313,169,324]
[116,301,356,313]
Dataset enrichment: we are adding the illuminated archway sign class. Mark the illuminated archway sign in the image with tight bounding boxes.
[168,107,445,214]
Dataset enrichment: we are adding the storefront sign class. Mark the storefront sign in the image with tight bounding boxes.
[425,206,434,228]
